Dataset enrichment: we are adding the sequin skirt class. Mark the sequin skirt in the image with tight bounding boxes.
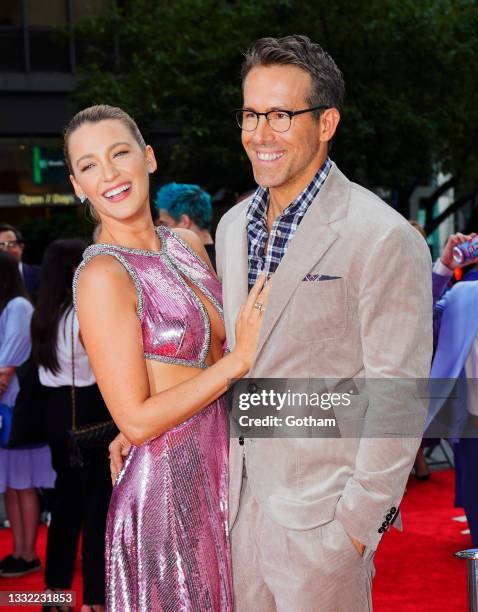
[105,397,233,612]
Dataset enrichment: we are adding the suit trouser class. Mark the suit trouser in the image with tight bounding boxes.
[231,474,375,612]
[454,438,478,547]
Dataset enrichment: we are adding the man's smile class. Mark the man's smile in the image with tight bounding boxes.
[255,151,285,162]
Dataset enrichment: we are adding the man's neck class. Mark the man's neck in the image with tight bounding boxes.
[266,158,328,230]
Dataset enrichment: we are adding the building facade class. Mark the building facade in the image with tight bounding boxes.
[0,1,119,225]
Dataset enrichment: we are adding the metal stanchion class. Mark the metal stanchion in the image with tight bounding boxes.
[455,549,478,611]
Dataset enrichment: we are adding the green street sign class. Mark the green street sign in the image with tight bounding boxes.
[32,146,67,185]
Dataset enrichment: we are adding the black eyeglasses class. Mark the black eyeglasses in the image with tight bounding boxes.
[235,105,328,133]
[0,240,19,250]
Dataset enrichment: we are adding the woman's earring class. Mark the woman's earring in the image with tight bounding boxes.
[79,194,86,203]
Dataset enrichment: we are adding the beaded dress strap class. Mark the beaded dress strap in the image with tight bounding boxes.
[159,226,224,320]
[72,248,144,320]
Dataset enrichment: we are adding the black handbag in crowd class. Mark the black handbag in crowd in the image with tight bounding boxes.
[3,358,48,448]
[67,311,118,468]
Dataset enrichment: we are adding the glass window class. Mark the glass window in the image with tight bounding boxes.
[0,1,23,71]
[27,0,66,27]
[0,0,21,26]
[27,0,69,71]
[0,141,32,194]
[0,139,69,194]
[29,28,70,71]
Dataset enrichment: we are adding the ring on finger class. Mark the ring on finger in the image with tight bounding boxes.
[254,301,265,312]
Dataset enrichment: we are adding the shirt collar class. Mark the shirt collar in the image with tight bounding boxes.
[246,157,332,224]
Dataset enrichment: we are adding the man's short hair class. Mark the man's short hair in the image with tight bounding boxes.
[241,35,345,116]
[0,223,23,243]
[156,183,213,231]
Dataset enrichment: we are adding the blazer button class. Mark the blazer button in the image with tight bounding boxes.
[382,521,388,530]
[386,513,393,521]
[378,527,385,534]
[239,436,244,446]
[247,383,258,393]
[390,507,397,514]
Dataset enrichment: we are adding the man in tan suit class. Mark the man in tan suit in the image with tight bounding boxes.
[215,35,432,611]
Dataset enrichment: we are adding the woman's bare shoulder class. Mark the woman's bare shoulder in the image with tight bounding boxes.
[75,253,137,308]
[77,253,129,285]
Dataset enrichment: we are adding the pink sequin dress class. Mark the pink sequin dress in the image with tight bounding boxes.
[73,226,232,612]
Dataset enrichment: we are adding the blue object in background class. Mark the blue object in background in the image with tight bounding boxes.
[0,403,12,447]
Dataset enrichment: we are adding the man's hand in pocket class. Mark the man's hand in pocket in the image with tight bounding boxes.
[349,534,365,556]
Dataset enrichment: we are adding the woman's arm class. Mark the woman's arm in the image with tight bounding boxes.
[432,232,478,346]
[76,254,268,446]
[0,366,15,396]
[0,299,33,399]
[0,299,33,368]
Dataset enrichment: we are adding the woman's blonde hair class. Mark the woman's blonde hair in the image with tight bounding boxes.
[63,104,146,173]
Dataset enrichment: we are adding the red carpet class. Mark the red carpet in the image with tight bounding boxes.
[0,470,470,611]
[0,527,82,611]
[374,469,469,611]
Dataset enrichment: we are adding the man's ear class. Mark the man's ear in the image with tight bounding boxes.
[179,214,193,229]
[319,108,341,144]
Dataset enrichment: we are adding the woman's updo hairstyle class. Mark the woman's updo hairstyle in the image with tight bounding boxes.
[63,104,146,174]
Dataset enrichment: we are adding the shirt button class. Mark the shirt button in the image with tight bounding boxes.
[276,230,281,236]
[239,436,244,446]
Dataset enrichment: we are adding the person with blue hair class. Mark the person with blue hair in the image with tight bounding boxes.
[156,183,216,269]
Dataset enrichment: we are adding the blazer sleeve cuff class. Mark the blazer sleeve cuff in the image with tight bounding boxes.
[334,482,402,551]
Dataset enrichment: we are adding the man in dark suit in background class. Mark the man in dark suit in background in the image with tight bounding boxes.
[0,223,41,302]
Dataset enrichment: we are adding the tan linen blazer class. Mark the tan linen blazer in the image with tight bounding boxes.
[215,162,432,550]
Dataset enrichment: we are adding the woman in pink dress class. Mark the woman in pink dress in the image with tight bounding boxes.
[65,105,269,611]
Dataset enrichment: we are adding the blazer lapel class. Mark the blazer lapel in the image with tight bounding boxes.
[223,207,249,347]
[253,163,351,366]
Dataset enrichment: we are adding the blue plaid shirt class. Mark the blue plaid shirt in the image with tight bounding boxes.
[246,157,332,289]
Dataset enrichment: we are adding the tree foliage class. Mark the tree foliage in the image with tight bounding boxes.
[74,0,478,223]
